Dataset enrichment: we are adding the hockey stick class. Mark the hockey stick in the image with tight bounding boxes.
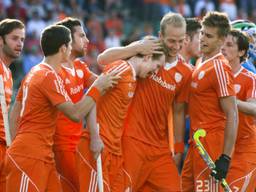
[193,129,232,192]
[0,75,11,146]
[96,123,104,192]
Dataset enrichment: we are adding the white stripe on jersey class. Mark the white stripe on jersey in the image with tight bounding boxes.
[248,74,256,98]
[214,60,229,96]
[106,61,130,76]
[20,172,29,192]
[89,170,97,192]
[7,152,40,192]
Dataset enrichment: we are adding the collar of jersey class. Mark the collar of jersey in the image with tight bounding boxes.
[164,57,179,71]
[197,52,222,69]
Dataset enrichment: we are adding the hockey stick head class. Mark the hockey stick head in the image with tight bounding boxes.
[193,129,206,141]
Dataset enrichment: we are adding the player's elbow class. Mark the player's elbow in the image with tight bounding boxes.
[67,113,81,122]
[97,53,106,66]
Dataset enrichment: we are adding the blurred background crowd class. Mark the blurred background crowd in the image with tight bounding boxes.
[1,0,256,96]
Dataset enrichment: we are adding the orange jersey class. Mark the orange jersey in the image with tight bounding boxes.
[234,67,256,153]
[189,53,235,133]
[8,63,70,163]
[124,56,192,148]
[83,60,136,155]
[0,60,13,144]
[54,59,95,151]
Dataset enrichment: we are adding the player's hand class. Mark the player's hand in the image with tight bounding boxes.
[90,135,104,160]
[173,152,183,172]
[133,39,163,55]
[211,154,231,181]
[93,69,121,93]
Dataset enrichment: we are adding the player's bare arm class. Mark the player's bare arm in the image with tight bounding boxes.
[97,38,163,66]
[57,71,120,122]
[173,102,186,169]
[237,98,256,116]
[86,105,104,160]
[9,100,21,141]
[220,96,238,157]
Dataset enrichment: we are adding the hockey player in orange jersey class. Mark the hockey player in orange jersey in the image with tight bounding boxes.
[0,25,119,191]
[77,37,165,192]
[0,19,25,164]
[53,17,98,192]
[181,12,238,191]
[221,29,256,191]
[98,12,193,191]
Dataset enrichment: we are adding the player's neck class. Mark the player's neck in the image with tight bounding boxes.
[166,55,177,63]
[0,50,13,67]
[230,59,241,74]
[202,49,220,62]
[180,50,190,64]
[43,55,62,72]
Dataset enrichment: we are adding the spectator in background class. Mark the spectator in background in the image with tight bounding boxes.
[104,29,121,48]
[22,31,43,74]
[6,0,27,23]
[195,0,215,17]
[27,10,47,38]
[219,0,237,21]
[175,0,192,17]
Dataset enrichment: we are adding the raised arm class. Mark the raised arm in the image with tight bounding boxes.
[97,39,163,66]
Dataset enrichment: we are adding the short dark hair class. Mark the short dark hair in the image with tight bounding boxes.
[40,25,71,56]
[202,11,230,37]
[0,19,25,37]
[186,18,201,39]
[55,17,82,39]
[229,29,249,62]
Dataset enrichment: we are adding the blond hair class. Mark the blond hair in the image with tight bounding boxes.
[160,12,186,36]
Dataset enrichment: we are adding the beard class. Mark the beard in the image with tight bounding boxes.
[3,44,20,59]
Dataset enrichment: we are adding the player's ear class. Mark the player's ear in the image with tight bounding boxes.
[59,44,67,53]
[238,49,246,58]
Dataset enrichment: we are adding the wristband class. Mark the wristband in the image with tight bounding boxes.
[174,142,185,154]
[87,87,101,102]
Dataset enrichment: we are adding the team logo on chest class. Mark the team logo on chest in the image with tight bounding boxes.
[175,72,182,83]
[234,84,241,94]
[76,69,84,79]
[198,71,205,80]
[65,78,71,84]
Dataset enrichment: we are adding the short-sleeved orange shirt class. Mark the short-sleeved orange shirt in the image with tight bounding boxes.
[189,53,235,133]
[82,60,136,155]
[0,60,13,144]
[54,59,95,152]
[123,56,192,148]
[233,67,256,153]
[9,63,70,163]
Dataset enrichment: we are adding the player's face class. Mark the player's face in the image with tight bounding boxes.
[0,28,25,59]
[221,34,240,64]
[188,30,201,58]
[160,24,185,58]
[139,54,165,78]
[199,26,223,56]
[72,26,89,57]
